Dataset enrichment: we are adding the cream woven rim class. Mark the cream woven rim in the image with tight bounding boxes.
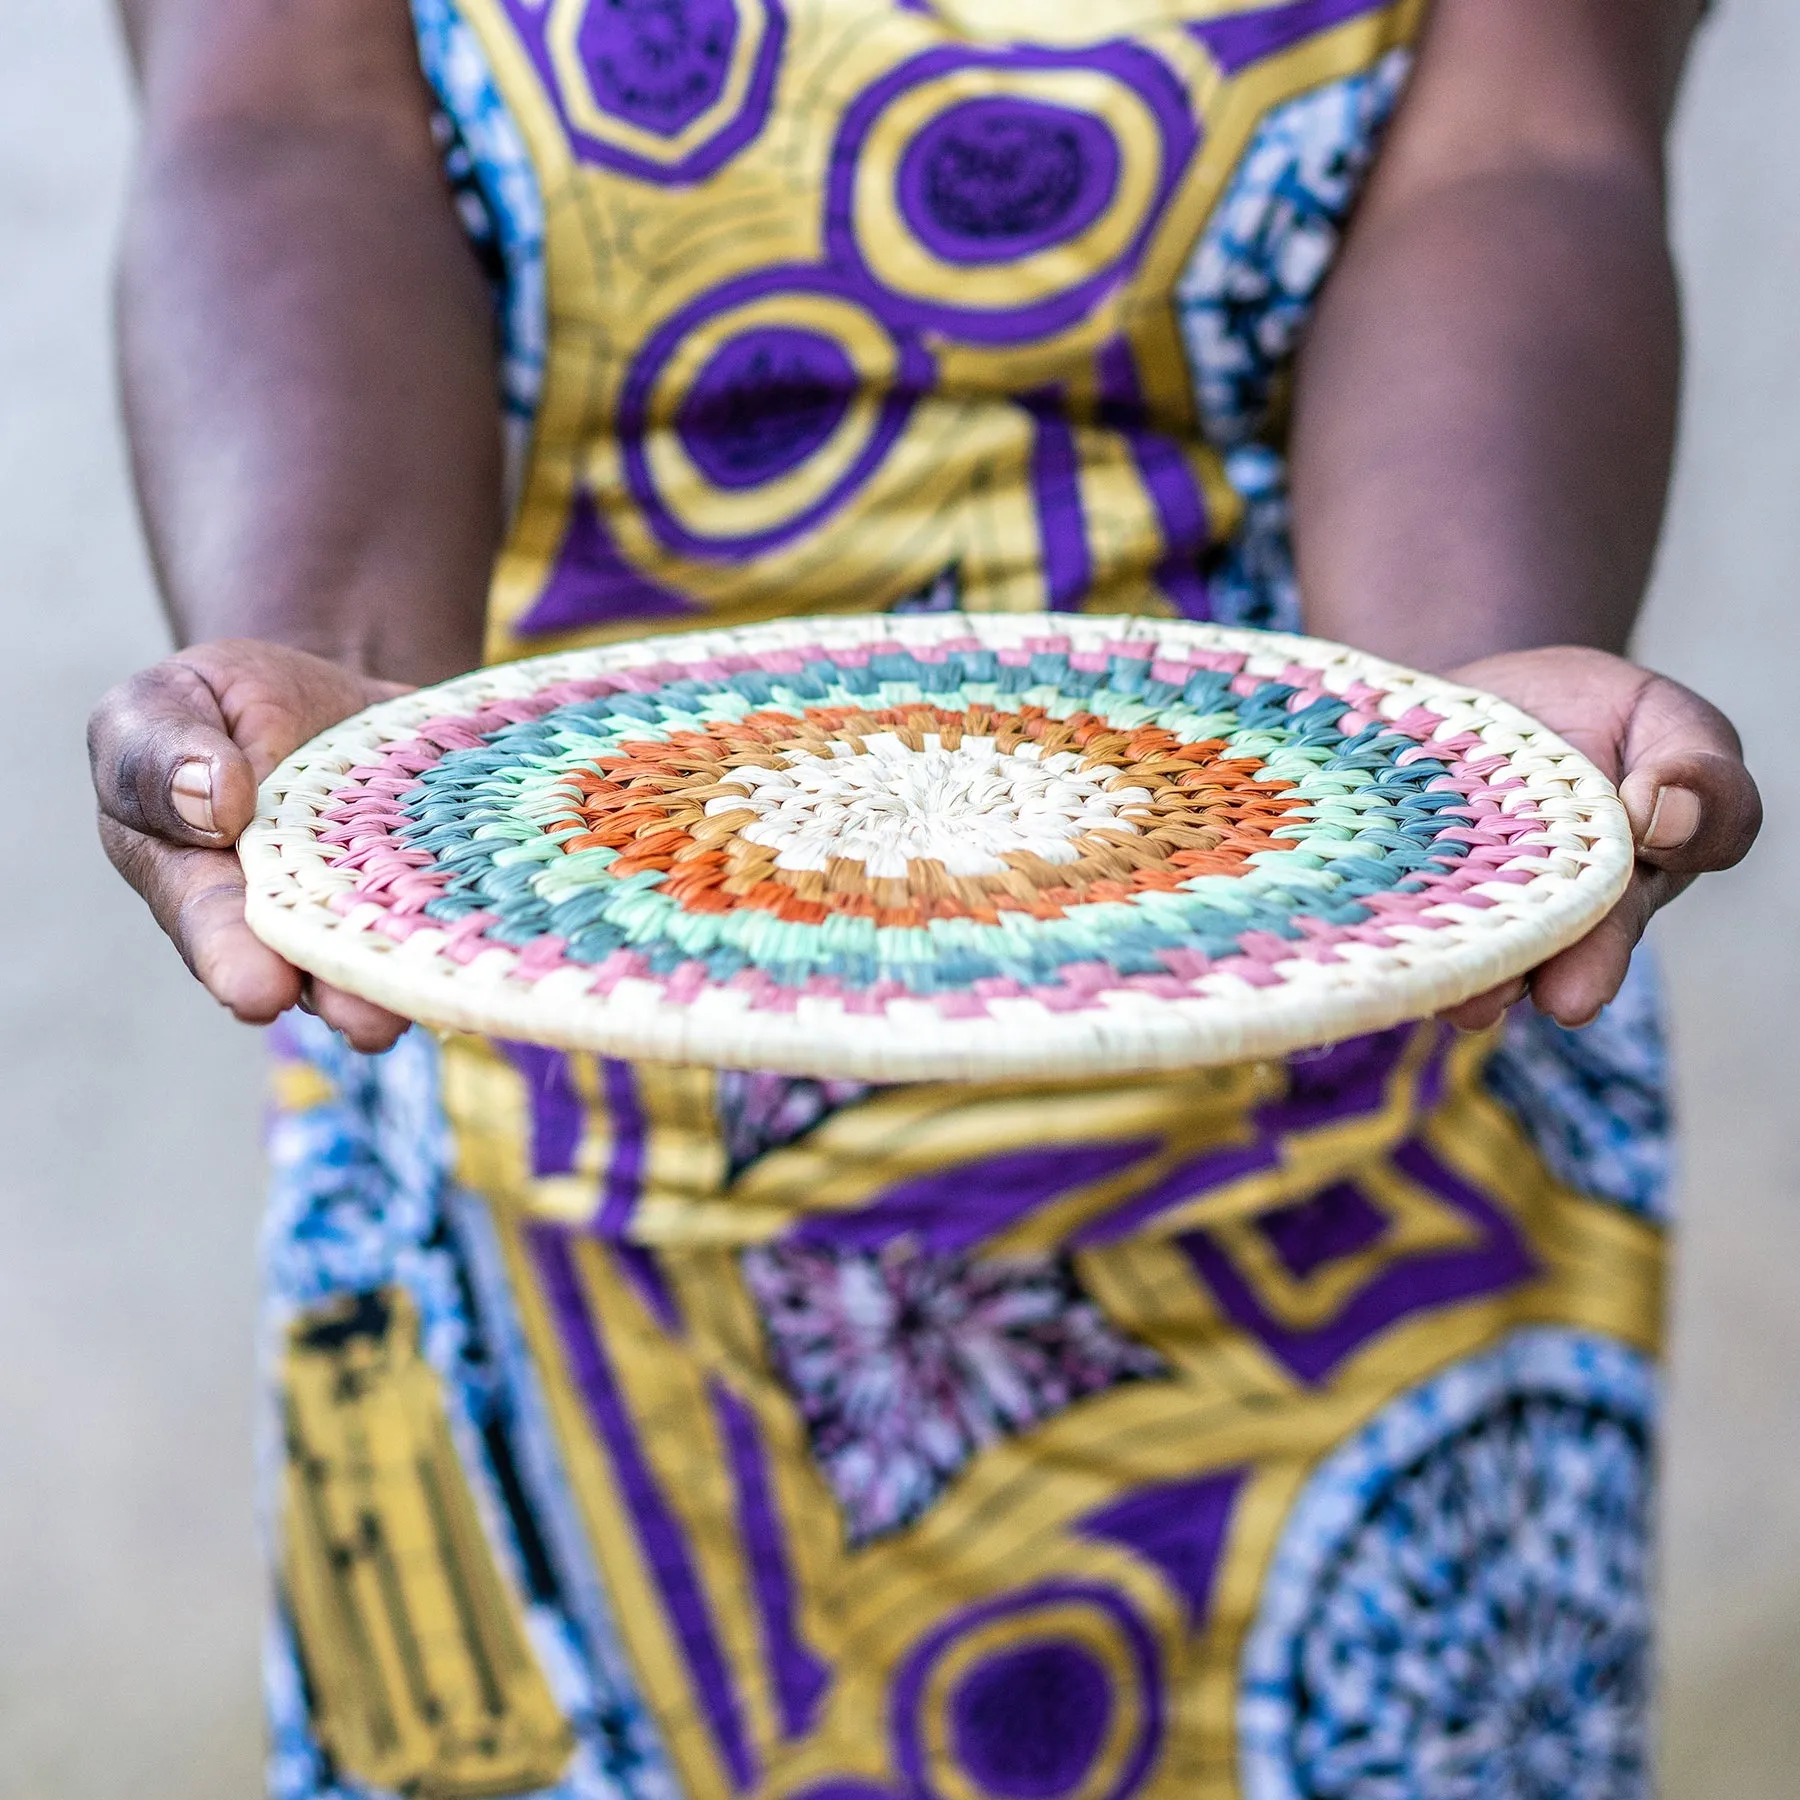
[240,614,1633,1080]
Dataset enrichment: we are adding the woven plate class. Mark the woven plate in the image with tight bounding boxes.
[241,614,1633,1080]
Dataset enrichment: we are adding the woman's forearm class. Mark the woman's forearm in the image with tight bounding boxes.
[118,0,501,685]
[1292,169,1679,670]
[1289,0,1699,674]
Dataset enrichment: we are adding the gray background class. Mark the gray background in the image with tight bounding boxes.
[2,1,1796,1794]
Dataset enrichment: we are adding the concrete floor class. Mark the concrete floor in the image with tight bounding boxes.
[2,2,1796,1795]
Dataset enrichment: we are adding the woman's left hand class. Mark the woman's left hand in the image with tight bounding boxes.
[1437,646,1761,1031]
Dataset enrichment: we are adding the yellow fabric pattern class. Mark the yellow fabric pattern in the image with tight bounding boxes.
[464,1028,1661,1800]
[444,0,1426,660]
[280,1289,576,1796]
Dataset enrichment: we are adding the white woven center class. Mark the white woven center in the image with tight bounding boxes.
[710,732,1150,879]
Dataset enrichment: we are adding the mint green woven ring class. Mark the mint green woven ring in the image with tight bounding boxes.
[238,613,1633,1080]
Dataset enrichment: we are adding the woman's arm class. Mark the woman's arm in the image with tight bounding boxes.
[1291,0,1759,1026]
[116,0,499,678]
[91,0,501,1045]
[1295,0,1698,667]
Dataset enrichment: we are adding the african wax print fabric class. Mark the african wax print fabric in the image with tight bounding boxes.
[260,4,1672,1797]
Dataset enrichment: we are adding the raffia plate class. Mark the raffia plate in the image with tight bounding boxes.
[240,613,1632,1080]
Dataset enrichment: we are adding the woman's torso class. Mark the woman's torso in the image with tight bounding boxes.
[412,0,1424,656]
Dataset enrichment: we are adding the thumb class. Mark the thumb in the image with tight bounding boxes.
[1614,674,1761,877]
[88,658,261,848]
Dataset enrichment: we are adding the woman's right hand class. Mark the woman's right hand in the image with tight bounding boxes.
[88,638,414,1052]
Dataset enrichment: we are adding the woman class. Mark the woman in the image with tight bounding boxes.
[91,0,1760,1795]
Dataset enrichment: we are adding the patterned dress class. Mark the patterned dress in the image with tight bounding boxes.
[262,4,1672,1798]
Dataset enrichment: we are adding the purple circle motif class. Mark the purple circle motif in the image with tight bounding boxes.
[676,326,857,490]
[620,269,930,559]
[949,1642,1115,1800]
[897,99,1121,265]
[519,0,785,184]
[826,44,1200,345]
[576,0,740,137]
[891,1582,1162,1800]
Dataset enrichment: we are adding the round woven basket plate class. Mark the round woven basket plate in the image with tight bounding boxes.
[241,614,1633,1081]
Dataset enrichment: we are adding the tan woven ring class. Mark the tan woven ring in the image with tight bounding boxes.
[240,614,1633,1080]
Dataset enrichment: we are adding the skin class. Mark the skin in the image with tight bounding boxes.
[92,0,1761,1055]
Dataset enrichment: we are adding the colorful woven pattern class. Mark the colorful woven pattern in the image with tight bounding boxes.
[241,615,1632,1078]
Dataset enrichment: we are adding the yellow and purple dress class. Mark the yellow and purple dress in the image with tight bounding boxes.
[262,3,1671,1797]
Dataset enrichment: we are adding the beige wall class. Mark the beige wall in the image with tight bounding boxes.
[1642,3,1800,1788]
[0,2,1793,1793]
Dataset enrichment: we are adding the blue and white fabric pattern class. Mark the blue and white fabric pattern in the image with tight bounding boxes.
[1175,52,1412,629]
[260,1013,673,1800]
[1238,1328,1657,1800]
[411,0,548,493]
[1486,952,1674,1222]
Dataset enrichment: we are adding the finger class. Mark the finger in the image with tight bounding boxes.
[194,638,408,776]
[1614,676,1762,876]
[1527,869,1676,1027]
[88,659,261,849]
[309,980,410,1054]
[99,811,302,1023]
[1439,976,1527,1033]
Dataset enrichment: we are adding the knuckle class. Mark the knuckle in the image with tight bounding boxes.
[85,685,128,763]
[113,737,167,827]
[174,876,246,947]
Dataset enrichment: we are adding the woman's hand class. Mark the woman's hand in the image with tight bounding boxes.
[1438,645,1761,1031]
[89,638,414,1052]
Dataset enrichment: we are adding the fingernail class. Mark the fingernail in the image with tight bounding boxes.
[170,759,217,834]
[1642,785,1700,852]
